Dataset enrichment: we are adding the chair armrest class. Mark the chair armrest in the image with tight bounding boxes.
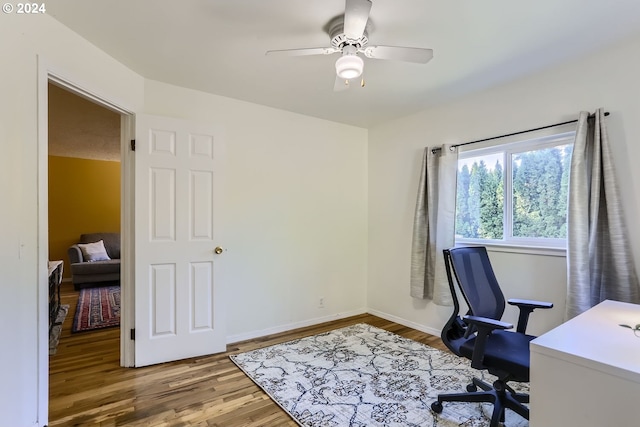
[464,315,513,331]
[508,299,553,309]
[68,245,84,264]
[463,315,513,370]
[508,298,554,333]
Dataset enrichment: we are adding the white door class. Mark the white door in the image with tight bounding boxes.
[134,114,226,367]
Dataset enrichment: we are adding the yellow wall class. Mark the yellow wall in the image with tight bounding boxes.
[48,156,120,278]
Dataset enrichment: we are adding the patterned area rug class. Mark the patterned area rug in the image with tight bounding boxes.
[72,286,120,333]
[230,323,528,427]
[49,304,69,355]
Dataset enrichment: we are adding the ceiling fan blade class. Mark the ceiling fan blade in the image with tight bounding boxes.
[344,0,372,40]
[334,75,351,91]
[362,46,434,63]
[266,47,338,57]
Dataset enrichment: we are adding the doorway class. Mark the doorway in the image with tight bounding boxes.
[37,67,136,424]
[47,81,122,365]
[39,68,227,425]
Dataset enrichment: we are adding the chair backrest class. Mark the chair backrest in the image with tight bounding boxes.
[448,246,505,320]
[441,246,506,354]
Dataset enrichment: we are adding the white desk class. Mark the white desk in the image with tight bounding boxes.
[530,300,640,427]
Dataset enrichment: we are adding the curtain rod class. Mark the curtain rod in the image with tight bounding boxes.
[432,111,610,154]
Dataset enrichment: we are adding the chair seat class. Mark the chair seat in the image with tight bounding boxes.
[460,330,535,381]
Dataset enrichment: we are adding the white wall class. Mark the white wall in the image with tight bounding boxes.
[143,80,369,341]
[367,34,640,337]
[0,14,144,427]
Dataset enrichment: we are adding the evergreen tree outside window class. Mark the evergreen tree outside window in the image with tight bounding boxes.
[455,132,574,248]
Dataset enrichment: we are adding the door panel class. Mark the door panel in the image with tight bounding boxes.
[190,170,213,240]
[190,261,214,331]
[150,167,176,240]
[135,114,225,367]
[151,264,176,336]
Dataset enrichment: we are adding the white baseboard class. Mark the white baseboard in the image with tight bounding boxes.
[365,308,442,337]
[226,307,443,345]
[226,307,368,344]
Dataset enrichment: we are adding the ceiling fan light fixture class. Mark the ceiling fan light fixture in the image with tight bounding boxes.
[266,0,433,89]
[335,53,364,80]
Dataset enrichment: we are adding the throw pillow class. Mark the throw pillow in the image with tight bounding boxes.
[77,240,111,262]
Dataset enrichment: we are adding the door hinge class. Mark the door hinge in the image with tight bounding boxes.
[130,328,136,340]
[130,139,136,151]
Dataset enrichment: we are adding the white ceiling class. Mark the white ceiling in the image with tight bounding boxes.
[47,0,640,128]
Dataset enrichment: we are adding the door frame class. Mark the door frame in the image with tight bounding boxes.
[36,56,136,425]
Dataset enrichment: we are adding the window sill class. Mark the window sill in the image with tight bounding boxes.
[455,241,567,257]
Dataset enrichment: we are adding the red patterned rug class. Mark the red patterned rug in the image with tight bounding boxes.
[72,285,120,333]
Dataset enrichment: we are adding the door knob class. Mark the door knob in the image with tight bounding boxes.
[214,246,224,254]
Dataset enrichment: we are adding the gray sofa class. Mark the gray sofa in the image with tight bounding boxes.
[68,232,120,290]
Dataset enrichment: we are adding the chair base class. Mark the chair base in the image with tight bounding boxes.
[431,377,529,427]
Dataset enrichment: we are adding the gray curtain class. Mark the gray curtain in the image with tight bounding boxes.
[566,108,640,319]
[410,145,458,305]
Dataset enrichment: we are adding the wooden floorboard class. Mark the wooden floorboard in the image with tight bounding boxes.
[49,282,447,426]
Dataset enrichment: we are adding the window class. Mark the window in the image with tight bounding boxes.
[455,131,575,249]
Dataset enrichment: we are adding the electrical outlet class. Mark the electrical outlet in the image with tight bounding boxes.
[318,297,325,308]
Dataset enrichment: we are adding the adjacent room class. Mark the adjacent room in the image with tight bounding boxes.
[3,1,640,426]
[47,83,122,366]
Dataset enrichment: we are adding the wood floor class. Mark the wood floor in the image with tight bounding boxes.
[49,282,447,426]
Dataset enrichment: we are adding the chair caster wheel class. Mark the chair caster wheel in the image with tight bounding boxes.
[431,401,443,413]
[467,383,478,392]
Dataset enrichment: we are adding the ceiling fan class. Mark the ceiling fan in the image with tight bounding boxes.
[266,0,433,91]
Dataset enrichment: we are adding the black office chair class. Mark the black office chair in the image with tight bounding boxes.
[431,247,553,427]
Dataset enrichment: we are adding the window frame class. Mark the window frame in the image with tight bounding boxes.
[455,130,576,253]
